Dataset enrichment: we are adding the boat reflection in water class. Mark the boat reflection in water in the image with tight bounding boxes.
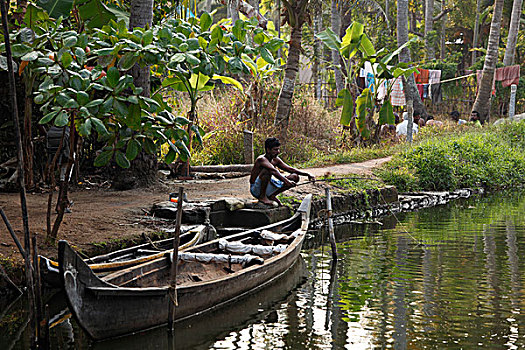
[90,257,307,350]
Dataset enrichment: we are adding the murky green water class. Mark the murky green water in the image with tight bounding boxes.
[2,191,524,349]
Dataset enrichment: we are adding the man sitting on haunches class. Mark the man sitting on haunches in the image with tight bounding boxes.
[249,137,314,206]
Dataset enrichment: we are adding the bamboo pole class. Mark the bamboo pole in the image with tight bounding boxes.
[0,1,36,346]
[0,208,26,258]
[325,188,338,260]
[32,235,43,343]
[168,187,184,331]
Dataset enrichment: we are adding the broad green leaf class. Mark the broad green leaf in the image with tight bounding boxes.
[79,118,92,136]
[315,28,341,51]
[64,99,79,109]
[77,91,90,105]
[190,124,203,145]
[85,99,104,107]
[79,0,117,29]
[90,117,109,136]
[337,89,354,126]
[94,149,113,167]
[175,139,190,161]
[212,75,243,91]
[54,110,69,127]
[63,35,77,48]
[171,53,185,63]
[359,34,376,57]
[127,104,141,129]
[37,0,73,18]
[381,37,417,64]
[118,52,138,71]
[21,51,39,62]
[39,110,58,124]
[115,150,131,168]
[126,139,141,160]
[61,51,73,68]
[189,74,210,90]
[164,148,177,164]
[355,88,372,139]
[200,12,212,32]
[106,67,119,87]
[113,99,128,117]
[259,47,275,64]
[142,30,154,46]
[378,100,394,126]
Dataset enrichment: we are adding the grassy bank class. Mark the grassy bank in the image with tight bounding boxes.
[376,121,525,192]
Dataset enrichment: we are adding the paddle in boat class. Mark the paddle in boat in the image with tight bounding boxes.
[59,194,312,340]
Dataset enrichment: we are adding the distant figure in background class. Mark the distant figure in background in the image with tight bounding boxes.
[413,111,426,127]
[470,110,482,127]
[450,110,467,125]
[396,112,419,137]
[47,126,74,213]
[425,115,444,128]
[250,137,314,206]
[380,124,398,143]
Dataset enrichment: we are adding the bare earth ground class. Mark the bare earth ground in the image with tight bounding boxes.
[0,157,391,263]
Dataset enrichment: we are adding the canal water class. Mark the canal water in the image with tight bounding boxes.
[1,191,524,349]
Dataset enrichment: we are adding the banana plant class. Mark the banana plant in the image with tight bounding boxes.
[317,21,418,140]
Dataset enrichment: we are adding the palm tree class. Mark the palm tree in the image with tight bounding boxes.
[273,0,310,135]
[471,0,505,122]
[331,0,344,94]
[471,0,482,66]
[503,0,524,66]
[130,0,153,98]
[424,0,435,59]
[397,0,427,118]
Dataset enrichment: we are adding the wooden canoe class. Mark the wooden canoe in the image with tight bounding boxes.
[42,224,210,288]
[59,194,312,340]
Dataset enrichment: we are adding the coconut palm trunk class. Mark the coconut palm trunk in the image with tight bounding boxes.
[424,0,435,59]
[471,0,482,66]
[471,0,505,123]
[313,9,323,100]
[331,0,344,94]
[503,0,524,66]
[397,0,427,118]
[273,0,309,137]
[130,0,153,98]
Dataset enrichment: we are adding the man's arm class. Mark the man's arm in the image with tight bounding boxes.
[259,157,295,185]
[274,158,315,181]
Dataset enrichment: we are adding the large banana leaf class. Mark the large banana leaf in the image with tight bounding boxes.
[37,0,73,18]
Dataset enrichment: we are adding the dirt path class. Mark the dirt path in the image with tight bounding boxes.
[0,157,391,262]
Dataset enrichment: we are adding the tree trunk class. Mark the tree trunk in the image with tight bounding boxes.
[228,0,240,22]
[122,0,157,187]
[274,24,303,135]
[397,0,427,118]
[23,87,34,189]
[471,0,482,66]
[471,0,505,123]
[313,9,323,100]
[503,0,523,66]
[440,0,447,59]
[424,0,435,59]
[331,0,344,94]
[129,0,153,98]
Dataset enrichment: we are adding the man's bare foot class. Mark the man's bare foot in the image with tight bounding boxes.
[268,196,282,206]
[258,197,275,206]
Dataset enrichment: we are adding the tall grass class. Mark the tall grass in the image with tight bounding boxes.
[376,121,525,191]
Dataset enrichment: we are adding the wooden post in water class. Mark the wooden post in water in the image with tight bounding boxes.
[325,188,338,260]
[243,130,254,164]
[0,0,36,345]
[32,235,43,344]
[168,187,184,331]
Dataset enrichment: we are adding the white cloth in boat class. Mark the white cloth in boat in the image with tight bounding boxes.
[259,230,295,242]
[173,252,264,267]
[218,239,287,257]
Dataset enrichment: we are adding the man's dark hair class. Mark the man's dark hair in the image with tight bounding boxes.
[265,137,280,151]
[471,110,480,117]
[413,110,422,117]
[450,110,460,120]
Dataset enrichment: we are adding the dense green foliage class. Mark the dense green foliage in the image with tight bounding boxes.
[377,121,525,191]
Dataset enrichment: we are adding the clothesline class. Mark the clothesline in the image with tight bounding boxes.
[432,72,477,84]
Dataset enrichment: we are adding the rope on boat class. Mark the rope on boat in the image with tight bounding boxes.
[295,176,384,187]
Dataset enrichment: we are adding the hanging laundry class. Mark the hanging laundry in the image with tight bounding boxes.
[417,84,424,99]
[431,84,442,104]
[428,70,441,84]
[495,65,520,87]
[414,68,429,84]
[391,77,406,106]
[377,80,388,101]
[423,84,429,99]
[366,72,375,93]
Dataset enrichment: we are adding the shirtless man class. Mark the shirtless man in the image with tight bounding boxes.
[250,137,315,206]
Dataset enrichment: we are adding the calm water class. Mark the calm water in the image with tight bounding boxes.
[2,191,524,349]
